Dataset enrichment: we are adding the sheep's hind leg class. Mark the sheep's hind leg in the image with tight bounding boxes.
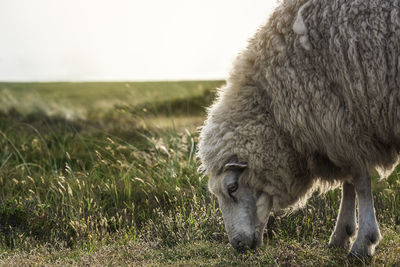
[349,173,381,257]
[328,182,357,250]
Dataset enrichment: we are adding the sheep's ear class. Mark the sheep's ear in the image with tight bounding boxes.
[224,162,247,170]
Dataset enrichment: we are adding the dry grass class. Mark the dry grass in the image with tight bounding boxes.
[0,81,399,266]
[1,227,399,266]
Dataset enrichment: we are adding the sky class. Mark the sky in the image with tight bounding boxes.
[0,0,277,81]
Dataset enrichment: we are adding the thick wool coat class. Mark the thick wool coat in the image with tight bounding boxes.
[198,0,400,209]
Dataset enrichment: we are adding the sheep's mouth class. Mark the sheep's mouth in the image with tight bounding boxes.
[252,234,262,249]
[235,233,264,253]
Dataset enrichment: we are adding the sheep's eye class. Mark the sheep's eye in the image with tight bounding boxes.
[227,182,238,194]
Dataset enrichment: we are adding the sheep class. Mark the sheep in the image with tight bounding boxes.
[198,0,400,257]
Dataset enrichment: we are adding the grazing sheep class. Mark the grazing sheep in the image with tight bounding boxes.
[198,0,400,257]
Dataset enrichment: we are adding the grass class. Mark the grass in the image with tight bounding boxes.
[0,81,222,117]
[0,81,399,266]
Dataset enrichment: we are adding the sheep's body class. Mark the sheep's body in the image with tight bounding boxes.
[198,0,400,257]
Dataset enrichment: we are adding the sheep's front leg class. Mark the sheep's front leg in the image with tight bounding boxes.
[349,173,381,257]
[329,182,357,249]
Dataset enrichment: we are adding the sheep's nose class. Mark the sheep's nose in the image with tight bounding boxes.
[232,235,257,252]
[234,240,249,252]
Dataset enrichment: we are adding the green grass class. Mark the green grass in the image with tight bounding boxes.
[0,81,399,266]
[0,81,223,115]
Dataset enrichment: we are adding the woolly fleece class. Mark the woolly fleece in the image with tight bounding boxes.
[198,0,400,210]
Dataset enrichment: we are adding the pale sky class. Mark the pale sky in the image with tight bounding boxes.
[0,0,277,81]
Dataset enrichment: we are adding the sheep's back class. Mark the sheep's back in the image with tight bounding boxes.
[258,0,400,174]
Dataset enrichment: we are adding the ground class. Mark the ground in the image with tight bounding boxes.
[0,81,399,266]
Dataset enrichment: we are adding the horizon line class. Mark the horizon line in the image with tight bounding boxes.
[0,79,226,83]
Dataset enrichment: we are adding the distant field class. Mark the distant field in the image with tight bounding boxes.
[0,81,223,113]
[0,81,224,130]
[0,81,399,266]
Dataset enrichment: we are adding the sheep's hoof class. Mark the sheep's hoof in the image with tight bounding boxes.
[328,237,351,250]
[348,233,381,258]
[328,225,355,250]
[347,248,373,261]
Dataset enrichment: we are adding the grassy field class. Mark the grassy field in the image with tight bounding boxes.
[0,81,399,266]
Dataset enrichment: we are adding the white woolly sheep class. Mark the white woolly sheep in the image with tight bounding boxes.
[198,0,400,257]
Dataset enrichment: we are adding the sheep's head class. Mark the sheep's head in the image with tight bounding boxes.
[198,85,303,252]
[207,160,273,252]
[198,112,278,251]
